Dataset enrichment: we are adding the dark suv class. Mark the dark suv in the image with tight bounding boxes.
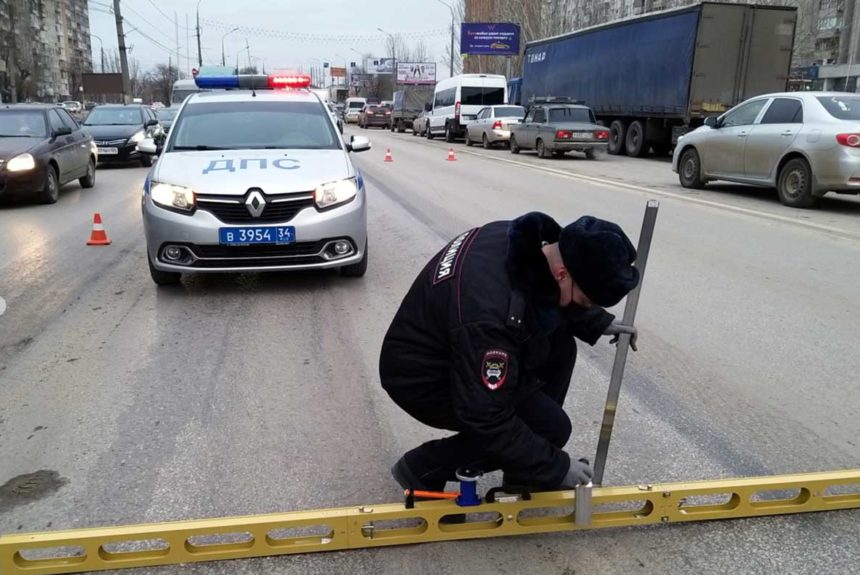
[83,104,164,167]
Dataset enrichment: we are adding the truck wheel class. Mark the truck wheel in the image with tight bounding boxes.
[625,121,647,157]
[777,158,818,208]
[678,148,706,189]
[390,121,395,132]
[445,123,455,143]
[510,135,520,154]
[608,120,627,155]
[397,120,405,133]
[536,139,549,159]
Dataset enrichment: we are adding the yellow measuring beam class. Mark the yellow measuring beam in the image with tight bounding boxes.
[2,469,859,575]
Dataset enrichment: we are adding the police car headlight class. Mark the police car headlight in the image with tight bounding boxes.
[128,130,145,145]
[6,153,36,172]
[314,178,357,210]
[151,182,195,211]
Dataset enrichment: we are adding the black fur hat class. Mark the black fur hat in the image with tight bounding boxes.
[559,216,639,307]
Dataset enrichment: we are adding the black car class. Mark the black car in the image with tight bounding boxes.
[0,104,97,204]
[83,104,164,167]
[155,107,178,134]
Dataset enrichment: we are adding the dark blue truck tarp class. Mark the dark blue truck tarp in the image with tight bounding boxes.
[522,6,700,117]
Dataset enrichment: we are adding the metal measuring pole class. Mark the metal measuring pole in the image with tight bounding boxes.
[592,200,660,486]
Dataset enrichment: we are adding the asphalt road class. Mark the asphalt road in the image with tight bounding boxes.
[0,128,858,574]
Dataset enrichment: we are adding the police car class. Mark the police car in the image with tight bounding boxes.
[138,73,370,286]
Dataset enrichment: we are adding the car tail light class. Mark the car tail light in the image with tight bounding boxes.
[836,133,860,147]
[384,110,391,115]
[594,130,610,140]
[556,130,572,139]
[492,120,503,130]
[366,110,374,116]
[454,101,461,119]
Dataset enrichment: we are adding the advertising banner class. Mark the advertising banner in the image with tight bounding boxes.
[396,62,436,85]
[460,23,520,56]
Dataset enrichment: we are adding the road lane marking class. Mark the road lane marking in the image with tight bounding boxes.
[0,297,5,317]
[363,130,860,243]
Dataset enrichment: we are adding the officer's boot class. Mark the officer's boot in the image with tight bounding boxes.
[391,456,466,524]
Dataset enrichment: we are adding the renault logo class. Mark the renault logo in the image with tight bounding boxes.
[245,190,266,217]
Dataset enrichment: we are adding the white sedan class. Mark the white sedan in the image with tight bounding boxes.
[466,105,525,149]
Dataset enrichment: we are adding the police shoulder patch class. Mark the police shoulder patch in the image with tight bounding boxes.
[433,228,477,284]
[481,349,509,391]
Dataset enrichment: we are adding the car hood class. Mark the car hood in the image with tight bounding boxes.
[0,137,39,159]
[152,149,353,195]
[83,124,143,140]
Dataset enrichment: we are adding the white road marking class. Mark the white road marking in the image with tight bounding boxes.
[0,296,6,317]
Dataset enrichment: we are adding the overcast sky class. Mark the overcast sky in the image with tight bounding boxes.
[89,0,455,78]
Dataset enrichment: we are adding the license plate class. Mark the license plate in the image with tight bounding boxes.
[219,226,295,245]
[98,147,118,155]
[573,132,592,139]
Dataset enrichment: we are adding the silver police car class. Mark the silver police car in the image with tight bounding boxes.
[139,74,371,286]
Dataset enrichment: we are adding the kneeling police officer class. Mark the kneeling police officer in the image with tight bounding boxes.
[380,212,639,492]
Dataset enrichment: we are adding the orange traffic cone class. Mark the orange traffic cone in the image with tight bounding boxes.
[446,147,457,162]
[86,213,111,246]
[384,148,393,162]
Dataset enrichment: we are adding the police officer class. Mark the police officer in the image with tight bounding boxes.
[379,212,640,492]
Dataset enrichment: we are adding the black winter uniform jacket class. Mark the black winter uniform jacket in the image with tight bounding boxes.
[380,212,614,487]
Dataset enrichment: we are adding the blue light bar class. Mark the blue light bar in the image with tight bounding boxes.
[194,74,271,90]
[194,75,240,89]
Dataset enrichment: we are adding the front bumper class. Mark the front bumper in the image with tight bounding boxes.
[547,140,609,152]
[143,189,367,273]
[0,164,47,197]
[96,142,141,162]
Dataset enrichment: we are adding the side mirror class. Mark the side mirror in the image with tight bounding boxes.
[53,126,72,137]
[704,116,719,129]
[137,137,158,155]
[348,135,371,153]
[424,102,432,112]
[144,119,158,128]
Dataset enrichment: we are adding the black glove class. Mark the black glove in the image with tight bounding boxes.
[604,321,638,351]
[561,457,593,488]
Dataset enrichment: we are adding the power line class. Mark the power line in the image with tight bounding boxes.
[122,2,175,42]
[140,0,194,31]
[200,18,447,43]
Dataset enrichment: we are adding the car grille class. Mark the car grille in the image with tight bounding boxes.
[196,191,315,224]
[182,239,350,269]
[95,138,128,146]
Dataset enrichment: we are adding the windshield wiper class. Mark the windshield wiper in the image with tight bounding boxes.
[172,145,232,151]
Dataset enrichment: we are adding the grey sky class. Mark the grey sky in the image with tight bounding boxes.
[89,0,455,78]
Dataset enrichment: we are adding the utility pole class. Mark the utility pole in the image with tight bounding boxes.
[196,0,203,67]
[186,14,191,76]
[175,12,180,77]
[113,0,132,102]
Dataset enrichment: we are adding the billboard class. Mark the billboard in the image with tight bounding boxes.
[82,73,123,95]
[330,66,347,78]
[460,23,520,56]
[396,62,436,85]
[367,57,395,75]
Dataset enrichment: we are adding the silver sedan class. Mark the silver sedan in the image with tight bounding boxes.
[465,105,525,148]
[672,91,860,208]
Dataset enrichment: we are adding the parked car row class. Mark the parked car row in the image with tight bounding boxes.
[1,101,169,205]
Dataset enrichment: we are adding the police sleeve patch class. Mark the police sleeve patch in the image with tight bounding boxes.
[433,228,477,284]
[481,349,509,390]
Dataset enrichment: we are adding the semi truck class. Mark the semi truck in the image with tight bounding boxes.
[519,2,797,157]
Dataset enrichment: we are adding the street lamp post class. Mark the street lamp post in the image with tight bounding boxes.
[221,27,238,67]
[377,27,396,77]
[89,33,105,73]
[435,0,455,76]
[196,0,203,67]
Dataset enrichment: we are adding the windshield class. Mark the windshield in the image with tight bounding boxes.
[84,107,142,126]
[157,109,178,121]
[461,86,505,106]
[548,107,594,123]
[169,101,340,151]
[494,106,525,118]
[816,96,860,120]
[0,111,47,137]
[171,89,200,105]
